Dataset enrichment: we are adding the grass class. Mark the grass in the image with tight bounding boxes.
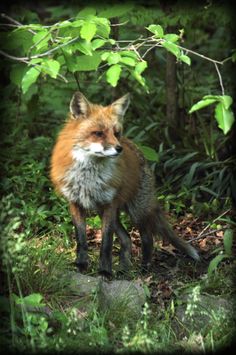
[1,218,235,353]
[1,182,235,354]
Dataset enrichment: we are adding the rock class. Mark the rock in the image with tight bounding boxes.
[69,272,100,296]
[67,272,146,317]
[174,288,235,337]
[98,279,146,316]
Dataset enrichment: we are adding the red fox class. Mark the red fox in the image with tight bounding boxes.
[50,91,199,277]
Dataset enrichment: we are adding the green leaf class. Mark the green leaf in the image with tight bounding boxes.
[223,229,233,256]
[10,64,28,86]
[107,52,121,65]
[189,98,217,114]
[30,58,43,65]
[164,34,179,42]
[120,56,136,67]
[80,22,97,42]
[91,38,106,50]
[162,41,180,58]
[203,94,221,101]
[70,19,84,28]
[220,95,233,110]
[77,7,97,17]
[61,50,77,71]
[41,59,60,78]
[21,67,41,94]
[184,162,201,186]
[74,40,93,55]
[132,71,148,91]
[15,293,45,307]
[214,102,235,134]
[179,54,191,65]
[8,30,33,54]
[57,20,72,28]
[75,52,102,71]
[98,4,134,18]
[101,51,110,61]
[94,17,110,38]
[139,145,158,161]
[208,254,227,275]
[147,24,164,38]
[106,64,121,87]
[135,61,148,74]
[120,50,139,59]
[32,30,51,50]
[201,94,234,110]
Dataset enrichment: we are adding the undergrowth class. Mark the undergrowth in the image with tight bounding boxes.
[0,189,235,353]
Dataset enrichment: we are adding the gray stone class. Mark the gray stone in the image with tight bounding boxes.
[98,278,146,315]
[69,272,100,296]
[174,290,235,337]
[68,272,146,317]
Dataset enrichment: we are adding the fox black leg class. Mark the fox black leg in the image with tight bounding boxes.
[69,203,88,272]
[99,208,116,278]
[139,226,153,272]
[114,216,132,273]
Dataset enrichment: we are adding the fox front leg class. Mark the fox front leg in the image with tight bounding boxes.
[69,203,88,272]
[99,207,117,278]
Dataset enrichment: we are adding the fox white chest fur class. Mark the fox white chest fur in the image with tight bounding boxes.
[61,147,117,210]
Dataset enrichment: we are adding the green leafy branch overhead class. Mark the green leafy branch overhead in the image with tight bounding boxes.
[189,95,234,135]
[0,5,235,134]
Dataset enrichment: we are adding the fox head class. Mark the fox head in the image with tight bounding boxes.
[69,91,130,159]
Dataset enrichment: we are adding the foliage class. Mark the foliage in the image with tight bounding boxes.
[208,228,234,275]
[0,3,234,135]
[0,2,235,353]
[189,95,234,134]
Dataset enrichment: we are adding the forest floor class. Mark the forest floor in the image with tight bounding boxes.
[2,210,235,354]
[85,211,235,303]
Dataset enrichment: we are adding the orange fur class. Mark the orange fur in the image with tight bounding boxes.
[50,92,199,276]
[50,102,140,205]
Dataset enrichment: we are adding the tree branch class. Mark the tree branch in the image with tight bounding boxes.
[177,45,224,65]
[1,13,36,34]
[214,62,225,95]
[0,36,80,62]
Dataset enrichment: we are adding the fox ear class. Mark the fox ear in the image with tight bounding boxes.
[111,93,130,118]
[70,91,91,118]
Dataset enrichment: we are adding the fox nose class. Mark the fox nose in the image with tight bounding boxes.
[115,145,123,154]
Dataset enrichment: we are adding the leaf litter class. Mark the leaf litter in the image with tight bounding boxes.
[85,210,235,307]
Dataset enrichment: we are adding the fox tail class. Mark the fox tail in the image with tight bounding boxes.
[145,204,200,260]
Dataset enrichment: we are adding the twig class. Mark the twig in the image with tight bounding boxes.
[110,21,128,26]
[0,49,28,62]
[0,36,80,62]
[214,62,225,96]
[1,13,36,34]
[141,42,162,59]
[0,49,68,83]
[188,227,227,242]
[176,43,224,65]
[188,209,231,242]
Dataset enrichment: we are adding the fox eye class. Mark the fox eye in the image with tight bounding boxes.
[93,131,104,138]
[114,131,121,138]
